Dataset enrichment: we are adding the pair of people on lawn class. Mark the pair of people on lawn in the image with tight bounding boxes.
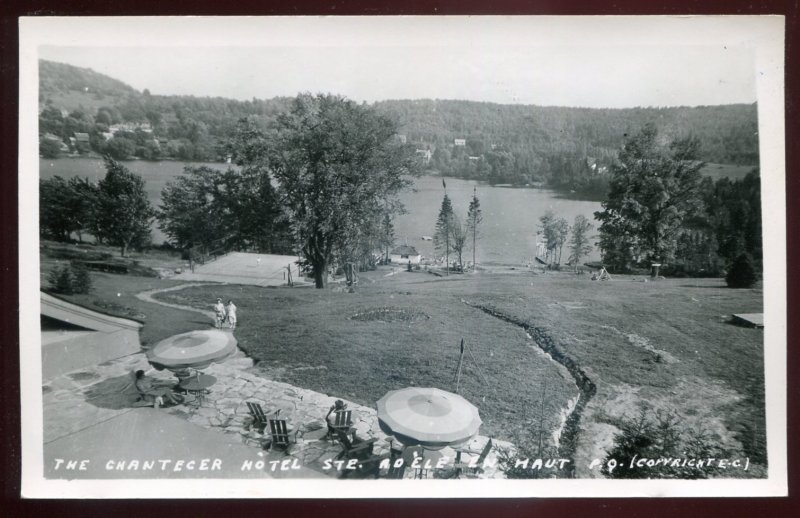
[214,298,237,329]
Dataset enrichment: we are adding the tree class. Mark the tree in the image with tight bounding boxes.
[39,138,62,158]
[602,407,727,479]
[451,219,467,271]
[158,164,291,255]
[95,157,155,256]
[66,176,99,242]
[539,210,568,267]
[555,217,569,265]
[568,215,594,271]
[379,213,395,264]
[158,166,231,251]
[725,253,758,288]
[104,136,136,160]
[39,176,97,242]
[595,124,704,272]
[48,265,74,294]
[223,117,294,254]
[466,187,483,268]
[434,194,455,274]
[256,94,417,288]
[40,176,74,241]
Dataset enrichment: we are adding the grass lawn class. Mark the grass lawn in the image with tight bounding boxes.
[41,243,207,347]
[155,270,579,449]
[41,239,765,478]
[471,272,766,474]
[155,266,766,477]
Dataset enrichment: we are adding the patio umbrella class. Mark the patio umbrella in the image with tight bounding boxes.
[147,329,237,372]
[377,387,482,449]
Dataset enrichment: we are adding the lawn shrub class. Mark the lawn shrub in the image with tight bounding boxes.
[70,262,93,294]
[725,253,758,288]
[46,262,93,294]
[48,265,75,294]
[601,408,728,479]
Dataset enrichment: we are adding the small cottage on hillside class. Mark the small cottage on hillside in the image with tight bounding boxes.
[390,245,421,265]
[40,292,143,379]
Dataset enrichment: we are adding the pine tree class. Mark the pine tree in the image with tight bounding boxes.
[434,194,455,274]
[466,187,483,269]
[48,265,74,294]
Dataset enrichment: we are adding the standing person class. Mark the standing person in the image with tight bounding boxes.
[226,300,237,330]
[214,298,226,329]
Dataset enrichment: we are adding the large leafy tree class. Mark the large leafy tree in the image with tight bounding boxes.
[260,94,417,288]
[40,176,76,241]
[95,157,155,256]
[595,124,704,271]
[40,176,98,242]
[158,166,231,251]
[158,164,291,255]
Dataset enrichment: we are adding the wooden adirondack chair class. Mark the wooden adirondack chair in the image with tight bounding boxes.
[334,429,376,458]
[334,429,384,479]
[246,401,269,433]
[265,417,299,452]
[327,409,354,442]
[454,438,493,478]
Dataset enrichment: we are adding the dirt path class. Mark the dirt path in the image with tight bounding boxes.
[136,283,217,322]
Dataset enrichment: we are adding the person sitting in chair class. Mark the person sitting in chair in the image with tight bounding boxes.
[135,370,181,408]
[325,399,350,439]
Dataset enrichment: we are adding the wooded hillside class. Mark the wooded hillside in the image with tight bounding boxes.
[38,59,759,196]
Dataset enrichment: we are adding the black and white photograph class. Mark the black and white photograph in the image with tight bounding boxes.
[18,16,786,498]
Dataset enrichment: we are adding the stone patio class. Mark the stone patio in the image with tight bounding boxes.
[43,345,512,479]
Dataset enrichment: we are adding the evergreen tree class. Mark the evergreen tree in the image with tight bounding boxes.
[466,187,483,268]
[48,265,74,295]
[434,194,455,274]
[726,253,758,288]
[70,262,92,294]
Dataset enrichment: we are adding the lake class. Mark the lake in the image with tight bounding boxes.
[39,158,603,264]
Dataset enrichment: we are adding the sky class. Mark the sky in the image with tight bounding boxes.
[32,17,763,109]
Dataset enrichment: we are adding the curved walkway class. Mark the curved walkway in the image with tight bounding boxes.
[136,283,217,322]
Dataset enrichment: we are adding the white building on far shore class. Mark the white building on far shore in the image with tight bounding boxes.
[389,245,421,265]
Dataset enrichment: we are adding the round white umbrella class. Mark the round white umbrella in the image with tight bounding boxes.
[377,387,482,449]
[147,329,236,372]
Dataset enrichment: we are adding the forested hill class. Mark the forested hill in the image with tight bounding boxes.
[38,59,759,194]
[373,99,759,166]
[40,60,140,112]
